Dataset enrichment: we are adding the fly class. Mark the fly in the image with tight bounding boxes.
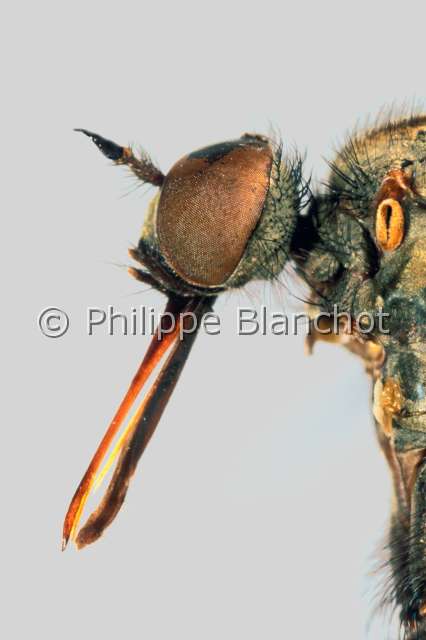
[63,113,426,640]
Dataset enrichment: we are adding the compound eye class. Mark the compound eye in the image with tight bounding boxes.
[375,198,405,251]
[156,137,273,288]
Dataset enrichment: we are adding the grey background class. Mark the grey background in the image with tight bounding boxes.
[3,1,425,638]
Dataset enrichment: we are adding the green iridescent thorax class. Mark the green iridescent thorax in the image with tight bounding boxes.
[295,117,426,629]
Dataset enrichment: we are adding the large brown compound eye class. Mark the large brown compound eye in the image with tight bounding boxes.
[156,136,273,287]
[375,198,405,251]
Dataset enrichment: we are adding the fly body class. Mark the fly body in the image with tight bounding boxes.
[295,115,426,638]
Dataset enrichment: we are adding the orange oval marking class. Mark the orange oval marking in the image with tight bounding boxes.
[375,198,404,251]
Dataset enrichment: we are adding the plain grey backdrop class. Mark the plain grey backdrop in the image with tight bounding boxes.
[3,1,425,638]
